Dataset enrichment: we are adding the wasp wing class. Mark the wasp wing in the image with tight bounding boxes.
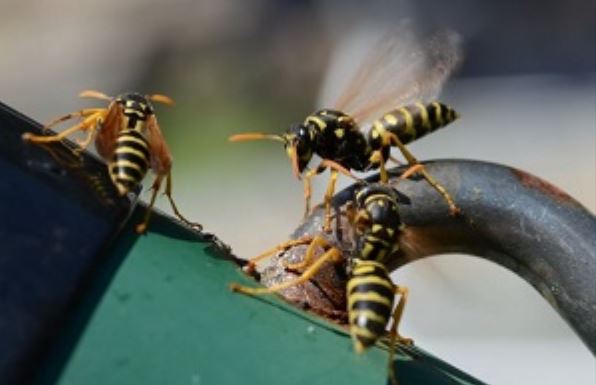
[146,115,173,176]
[329,25,462,125]
[95,101,123,160]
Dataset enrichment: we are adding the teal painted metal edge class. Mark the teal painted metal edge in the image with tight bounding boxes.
[35,208,485,385]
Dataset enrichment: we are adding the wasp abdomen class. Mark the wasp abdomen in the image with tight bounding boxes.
[372,102,458,146]
[109,129,150,196]
[347,260,394,351]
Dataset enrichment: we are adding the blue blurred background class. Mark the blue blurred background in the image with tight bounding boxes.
[1,1,594,384]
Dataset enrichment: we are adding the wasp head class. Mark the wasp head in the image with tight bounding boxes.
[282,122,314,178]
[115,92,155,116]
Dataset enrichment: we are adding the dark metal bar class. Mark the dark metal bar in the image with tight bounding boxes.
[258,160,596,354]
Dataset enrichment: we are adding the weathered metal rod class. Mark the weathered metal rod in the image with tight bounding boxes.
[258,160,596,354]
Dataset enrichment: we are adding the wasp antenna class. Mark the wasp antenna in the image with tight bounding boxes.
[79,90,112,100]
[228,133,285,143]
[149,94,175,106]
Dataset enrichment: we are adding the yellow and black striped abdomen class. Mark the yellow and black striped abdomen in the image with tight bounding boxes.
[347,260,395,352]
[109,129,150,196]
[372,102,458,145]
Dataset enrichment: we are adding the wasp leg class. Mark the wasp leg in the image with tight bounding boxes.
[317,159,362,232]
[244,236,315,275]
[135,176,163,234]
[387,285,413,385]
[284,234,333,271]
[303,165,327,217]
[388,155,403,166]
[387,132,460,216]
[43,108,106,131]
[303,168,317,218]
[322,170,339,233]
[23,111,105,145]
[230,236,343,296]
[397,164,424,181]
[73,120,103,155]
[163,172,203,231]
[369,150,389,183]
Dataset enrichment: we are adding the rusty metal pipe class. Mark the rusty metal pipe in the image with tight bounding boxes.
[258,160,596,353]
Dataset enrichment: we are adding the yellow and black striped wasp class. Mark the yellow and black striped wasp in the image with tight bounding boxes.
[22,90,201,233]
[230,183,411,384]
[230,28,462,231]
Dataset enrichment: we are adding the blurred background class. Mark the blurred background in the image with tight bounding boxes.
[1,0,594,384]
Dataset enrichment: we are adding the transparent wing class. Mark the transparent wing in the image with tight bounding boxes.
[146,115,173,175]
[330,24,462,124]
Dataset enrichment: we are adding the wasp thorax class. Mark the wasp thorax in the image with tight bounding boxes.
[115,92,155,131]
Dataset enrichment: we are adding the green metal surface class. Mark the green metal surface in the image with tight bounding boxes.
[37,209,483,385]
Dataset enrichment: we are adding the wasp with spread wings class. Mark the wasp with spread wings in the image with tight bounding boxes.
[230,28,462,230]
[22,90,202,234]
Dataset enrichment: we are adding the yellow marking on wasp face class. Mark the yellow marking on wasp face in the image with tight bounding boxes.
[348,291,393,308]
[334,129,345,138]
[306,115,327,130]
[114,147,148,160]
[398,107,416,139]
[386,228,395,237]
[349,309,389,326]
[375,248,387,261]
[372,224,384,233]
[432,102,444,126]
[384,114,398,125]
[415,102,431,129]
[347,276,393,293]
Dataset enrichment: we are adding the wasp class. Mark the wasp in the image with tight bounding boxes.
[230,183,411,385]
[230,29,462,231]
[22,90,202,233]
